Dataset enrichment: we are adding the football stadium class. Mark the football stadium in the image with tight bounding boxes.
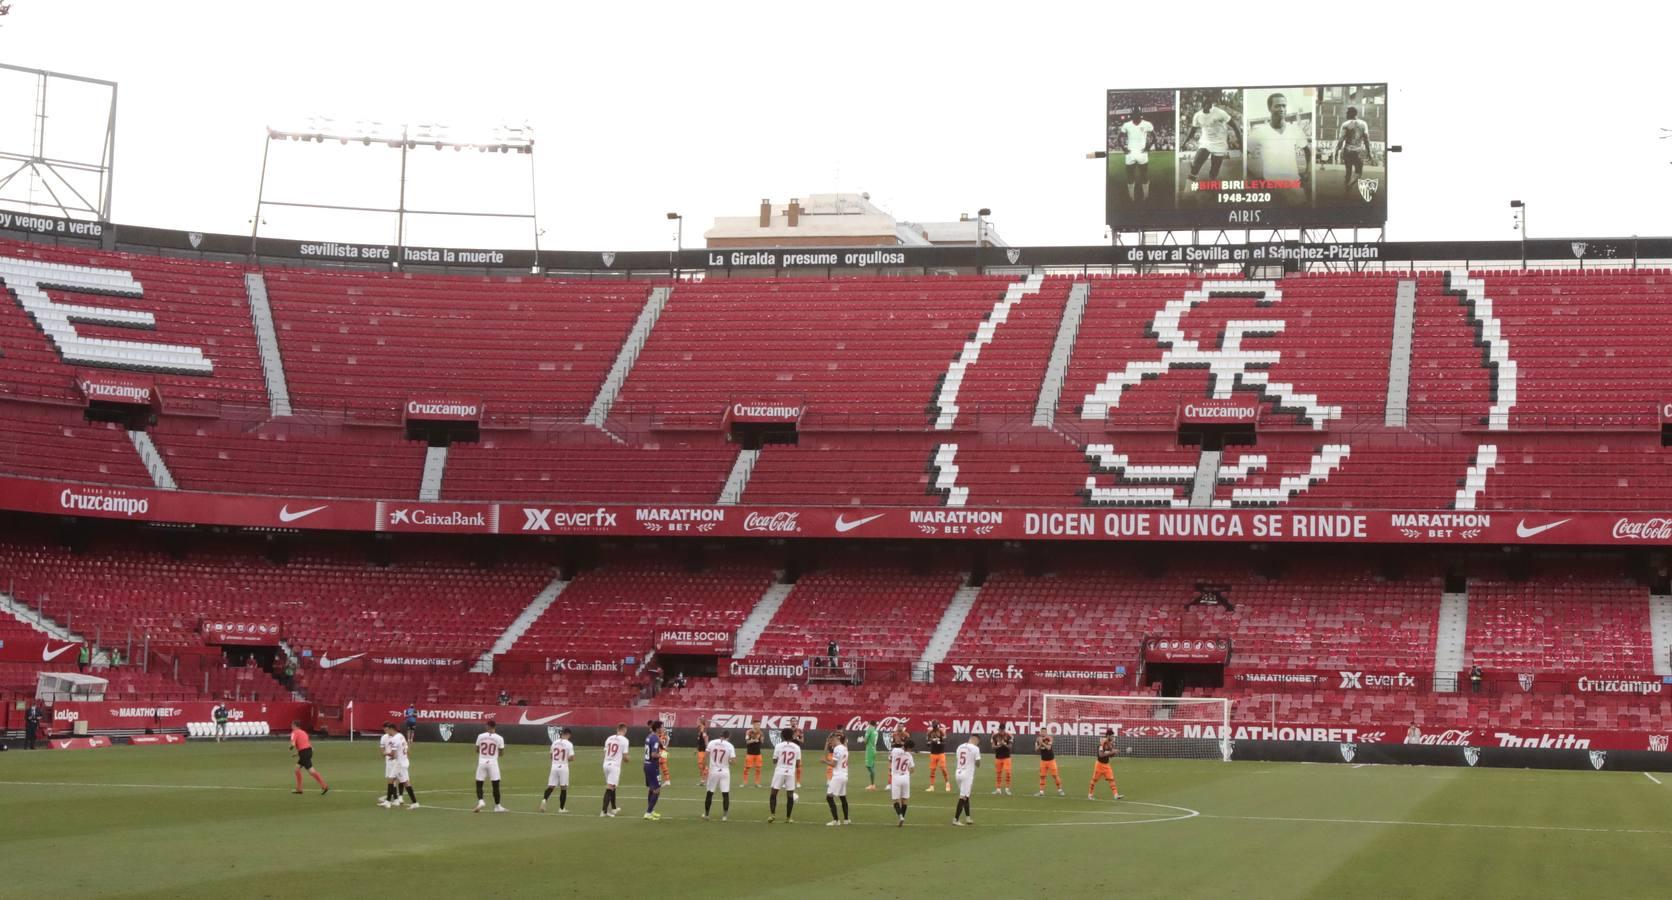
[3,4,1672,898]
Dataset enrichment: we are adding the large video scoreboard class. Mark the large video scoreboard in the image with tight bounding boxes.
[1106,83,1387,230]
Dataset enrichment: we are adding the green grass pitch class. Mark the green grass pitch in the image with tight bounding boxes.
[5,741,1672,898]
[1107,151,1177,221]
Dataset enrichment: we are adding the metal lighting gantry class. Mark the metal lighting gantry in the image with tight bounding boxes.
[250,117,539,265]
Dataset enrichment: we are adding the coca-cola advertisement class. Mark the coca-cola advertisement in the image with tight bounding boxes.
[1143,638,1231,664]
[655,630,733,655]
[9,472,1672,547]
[742,511,801,534]
[201,620,282,646]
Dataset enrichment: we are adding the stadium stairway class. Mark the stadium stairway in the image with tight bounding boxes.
[917,580,981,671]
[586,284,673,428]
[243,272,293,417]
[1384,279,1417,426]
[716,448,760,505]
[731,579,793,658]
[1032,281,1089,429]
[1433,589,1469,691]
[419,446,448,501]
[1453,445,1500,510]
[1,588,82,643]
[930,443,966,506]
[932,273,1044,430]
[473,575,570,673]
[1649,593,1672,676]
[127,431,177,490]
[1188,449,1221,507]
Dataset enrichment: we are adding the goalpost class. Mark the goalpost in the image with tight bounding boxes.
[1040,694,1232,762]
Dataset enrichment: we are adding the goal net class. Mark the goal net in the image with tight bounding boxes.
[1040,694,1231,762]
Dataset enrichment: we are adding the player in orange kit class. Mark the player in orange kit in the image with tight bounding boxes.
[1090,729,1123,800]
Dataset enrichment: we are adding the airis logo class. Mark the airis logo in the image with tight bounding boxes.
[834,513,883,534]
[317,653,365,670]
[522,508,617,532]
[1612,517,1672,541]
[743,512,799,533]
[278,504,327,523]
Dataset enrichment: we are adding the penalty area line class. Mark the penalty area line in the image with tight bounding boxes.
[1200,812,1672,837]
[1645,772,1663,785]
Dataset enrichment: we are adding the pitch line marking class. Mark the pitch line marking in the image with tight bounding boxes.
[1199,813,1672,836]
[1645,772,1662,785]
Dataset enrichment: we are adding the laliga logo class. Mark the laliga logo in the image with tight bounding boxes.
[743,511,800,533]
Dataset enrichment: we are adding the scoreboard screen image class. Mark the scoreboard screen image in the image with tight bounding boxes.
[1106,83,1387,230]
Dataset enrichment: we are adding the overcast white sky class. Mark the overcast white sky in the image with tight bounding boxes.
[1,0,1667,250]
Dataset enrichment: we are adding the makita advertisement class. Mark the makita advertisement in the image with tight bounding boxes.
[200,620,282,646]
[0,636,83,664]
[8,474,1672,547]
[48,701,312,735]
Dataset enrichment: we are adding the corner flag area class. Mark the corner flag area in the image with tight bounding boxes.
[4,741,1670,897]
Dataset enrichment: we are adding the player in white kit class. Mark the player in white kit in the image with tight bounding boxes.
[767,727,801,823]
[1187,95,1240,181]
[1247,91,1312,204]
[890,738,916,826]
[824,731,851,826]
[541,726,575,813]
[1119,111,1156,203]
[953,734,981,826]
[703,729,737,821]
[601,722,629,817]
[473,719,506,813]
[378,722,417,809]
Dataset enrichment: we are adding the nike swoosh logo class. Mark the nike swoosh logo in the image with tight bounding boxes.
[317,653,366,670]
[1515,518,1571,539]
[518,711,572,726]
[278,504,328,523]
[834,513,884,534]
[41,643,78,662]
